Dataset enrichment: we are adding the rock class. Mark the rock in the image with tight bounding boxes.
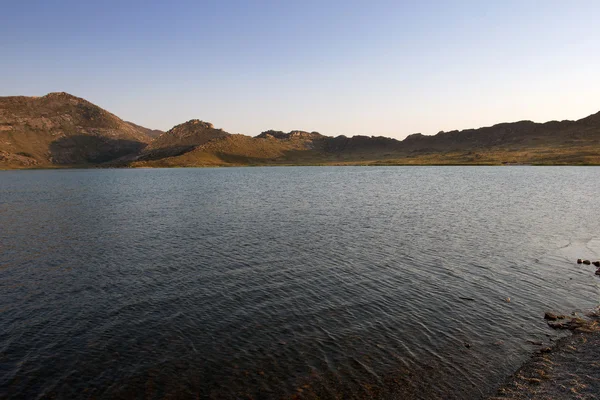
[596,268,600,276]
[527,340,543,346]
[577,259,583,264]
[549,317,593,332]
[464,342,471,348]
[544,312,558,321]
[524,377,542,384]
[547,321,566,329]
[593,261,600,267]
[583,260,591,265]
[568,317,588,329]
[505,297,511,303]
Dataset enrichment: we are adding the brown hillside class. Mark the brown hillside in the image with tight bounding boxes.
[400,116,600,152]
[2,92,599,168]
[140,112,600,166]
[130,111,600,167]
[0,92,156,167]
[137,119,230,161]
[132,131,324,167]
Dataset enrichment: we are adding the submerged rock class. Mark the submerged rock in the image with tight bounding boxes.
[548,317,599,333]
[583,260,591,265]
[544,312,558,321]
[593,261,600,267]
[527,340,543,346]
[544,312,568,321]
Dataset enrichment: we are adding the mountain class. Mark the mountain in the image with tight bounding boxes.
[1,92,599,168]
[0,92,156,167]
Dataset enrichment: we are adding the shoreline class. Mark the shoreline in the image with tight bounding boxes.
[2,163,600,171]
[489,308,600,399]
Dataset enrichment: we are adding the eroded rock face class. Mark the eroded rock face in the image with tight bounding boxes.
[257,130,323,140]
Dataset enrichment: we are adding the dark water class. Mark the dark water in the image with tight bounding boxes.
[1,167,599,399]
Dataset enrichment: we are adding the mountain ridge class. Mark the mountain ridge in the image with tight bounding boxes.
[1,92,599,168]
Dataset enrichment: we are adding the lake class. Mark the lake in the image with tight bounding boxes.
[1,167,599,399]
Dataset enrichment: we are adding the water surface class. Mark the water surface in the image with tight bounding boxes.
[1,167,599,399]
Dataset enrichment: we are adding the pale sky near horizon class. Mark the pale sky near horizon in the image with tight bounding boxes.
[1,1,599,139]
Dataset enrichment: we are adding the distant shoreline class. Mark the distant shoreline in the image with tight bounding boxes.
[2,162,600,171]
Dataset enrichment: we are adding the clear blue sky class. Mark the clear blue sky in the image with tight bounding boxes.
[2,1,599,139]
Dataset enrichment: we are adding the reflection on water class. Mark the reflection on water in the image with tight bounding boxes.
[1,167,599,399]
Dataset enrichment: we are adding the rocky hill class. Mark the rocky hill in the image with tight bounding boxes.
[2,92,599,168]
[137,119,229,161]
[0,92,156,167]
[131,130,326,167]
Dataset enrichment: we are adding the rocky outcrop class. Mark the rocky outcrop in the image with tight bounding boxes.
[257,130,323,140]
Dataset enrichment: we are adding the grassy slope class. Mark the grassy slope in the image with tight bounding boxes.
[131,140,600,168]
[131,135,330,167]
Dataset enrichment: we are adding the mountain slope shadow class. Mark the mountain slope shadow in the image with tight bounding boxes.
[49,135,147,165]
[135,145,198,161]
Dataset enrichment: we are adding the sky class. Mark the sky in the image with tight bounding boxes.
[1,1,600,139]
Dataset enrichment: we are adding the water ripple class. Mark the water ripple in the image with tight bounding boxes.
[0,166,599,399]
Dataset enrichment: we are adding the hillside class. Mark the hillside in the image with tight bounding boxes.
[131,131,328,167]
[125,121,164,139]
[0,92,155,167]
[137,119,230,161]
[1,92,599,168]
[133,113,600,167]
